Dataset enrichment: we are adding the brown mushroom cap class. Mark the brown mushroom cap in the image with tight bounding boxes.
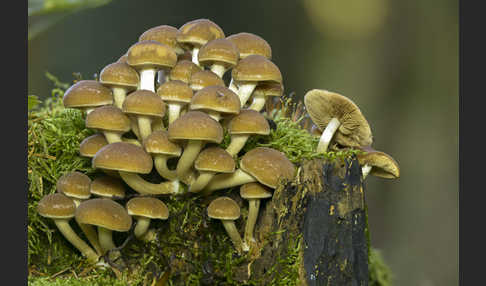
[189,70,225,91]
[198,38,239,69]
[117,54,128,64]
[90,176,126,199]
[252,82,284,98]
[207,196,240,220]
[195,146,235,173]
[240,182,272,199]
[157,80,194,104]
[177,19,225,49]
[231,55,282,84]
[75,198,132,232]
[228,109,270,135]
[85,105,131,133]
[169,60,202,83]
[79,134,109,158]
[126,197,169,220]
[143,130,182,157]
[138,25,183,54]
[127,40,177,70]
[63,80,113,109]
[357,147,400,179]
[240,147,295,189]
[168,111,223,143]
[56,171,92,200]
[304,89,373,147]
[37,193,76,219]
[92,142,153,174]
[99,62,139,91]
[122,90,166,118]
[190,86,241,115]
[226,32,272,59]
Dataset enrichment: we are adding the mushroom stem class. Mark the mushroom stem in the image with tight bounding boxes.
[154,154,178,181]
[137,116,153,140]
[103,132,123,144]
[192,47,200,66]
[207,111,221,122]
[225,135,249,157]
[78,223,104,256]
[176,140,204,178]
[244,199,261,245]
[157,70,167,86]
[248,94,266,112]
[139,69,157,92]
[237,83,257,107]
[228,79,237,93]
[362,164,372,179]
[134,217,151,239]
[201,169,256,196]
[122,137,142,146]
[221,220,243,253]
[316,117,341,153]
[112,87,127,109]
[168,103,183,124]
[189,171,216,193]
[118,171,181,195]
[97,227,116,253]
[54,219,99,263]
[210,64,226,78]
[129,116,142,141]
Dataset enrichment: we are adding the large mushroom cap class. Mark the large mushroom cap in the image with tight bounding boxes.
[231,55,282,84]
[226,32,272,59]
[122,90,166,118]
[79,134,109,158]
[228,109,270,135]
[177,19,225,49]
[304,89,373,148]
[169,60,202,83]
[143,130,182,157]
[75,198,132,232]
[240,182,273,199]
[126,197,169,220]
[358,147,400,179]
[99,62,139,91]
[92,142,153,174]
[90,176,126,199]
[240,147,295,189]
[207,196,240,220]
[195,146,235,173]
[189,70,225,91]
[190,86,241,115]
[157,80,194,104]
[168,111,223,143]
[56,171,91,200]
[138,25,182,54]
[127,40,177,70]
[37,193,76,219]
[198,38,239,69]
[63,80,113,109]
[85,105,131,133]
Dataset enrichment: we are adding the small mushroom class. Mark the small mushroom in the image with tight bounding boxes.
[225,109,270,156]
[189,70,225,93]
[63,80,113,114]
[157,80,194,124]
[303,89,373,153]
[90,176,126,200]
[240,183,272,246]
[168,60,202,84]
[207,196,243,253]
[197,38,239,78]
[189,85,241,121]
[99,62,139,109]
[79,133,119,177]
[357,146,400,179]
[189,146,235,193]
[143,130,182,181]
[126,197,169,240]
[37,193,99,263]
[85,105,131,143]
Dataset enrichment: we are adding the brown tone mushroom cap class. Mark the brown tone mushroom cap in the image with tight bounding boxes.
[252,82,284,98]
[138,25,183,54]
[168,111,223,143]
[198,38,239,68]
[190,86,241,115]
[189,70,225,91]
[157,80,194,104]
[207,196,240,220]
[357,147,400,179]
[169,60,202,83]
[240,182,272,199]
[90,176,126,199]
[85,105,131,133]
[56,171,91,200]
[126,197,169,219]
[63,80,113,109]
[304,89,373,147]
[79,134,109,157]
[177,19,225,49]
[92,142,153,174]
[122,90,166,118]
[195,146,235,173]
[226,32,272,59]
[99,62,139,90]
[143,130,182,156]
[37,193,76,219]
[127,40,177,70]
[231,55,282,84]
[75,198,132,232]
[240,147,295,189]
[228,109,270,135]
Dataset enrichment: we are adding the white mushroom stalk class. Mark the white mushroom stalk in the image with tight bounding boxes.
[225,135,249,157]
[316,117,341,153]
[201,169,256,196]
[192,47,200,66]
[112,87,127,109]
[189,171,216,193]
[210,64,226,78]
[102,132,124,144]
[139,69,157,92]
[228,79,238,93]
[133,217,152,239]
[154,154,178,181]
[362,164,372,179]
[176,140,205,178]
[168,103,184,124]
[54,220,99,263]
[237,83,257,107]
[137,116,153,140]
[248,94,266,112]
[118,171,181,195]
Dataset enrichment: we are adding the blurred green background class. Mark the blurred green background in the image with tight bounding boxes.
[28,0,458,285]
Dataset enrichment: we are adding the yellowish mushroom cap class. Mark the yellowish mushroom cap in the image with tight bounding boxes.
[240,182,272,199]
[75,198,132,232]
[90,176,126,199]
[207,196,240,220]
[226,32,272,59]
[190,86,241,115]
[157,80,194,104]
[92,142,153,174]
[99,62,139,91]
[357,146,400,179]
[79,134,109,158]
[37,193,76,219]
[143,130,182,157]
[252,82,284,98]
[126,197,169,220]
[138,25,183,54]
[168,111,223,143]
[177,19,225,49]
[56,171,92,200]
[189,70,225,91]
[195,146,235,173]
[122,90,166,118]
[63,80,113,109]
[231,55,282,84]
[228,109,270,135]
[169,60,202,83]
[198,38,239,69]
[127,40,177,71]
[85,106,131,133]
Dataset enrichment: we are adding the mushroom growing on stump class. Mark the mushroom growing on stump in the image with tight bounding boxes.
[225,109,270,156]
[197,38,239,78]
[189,85,241,122]
[239,182,272,247]
[63,80,113,114]
[202,147,295,195]
[207,196,243,254]
[92,142,181,195]
[37,193,99,263]
[168,111,224,178]
[304,89,373,153]
[189,146,235,193]
[127,40,177,92]
[126,197,169,240]
[157,80,194,124]
[90,176,126,200]
[143,130,182,181]
[357,146,400,180]
[75,198,132,260]
[122,90,166,140]
[85,105,131,144]
[99,62,139,109]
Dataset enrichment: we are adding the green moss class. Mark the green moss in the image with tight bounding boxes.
[28,270,139,286]
[369,248,393,286]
